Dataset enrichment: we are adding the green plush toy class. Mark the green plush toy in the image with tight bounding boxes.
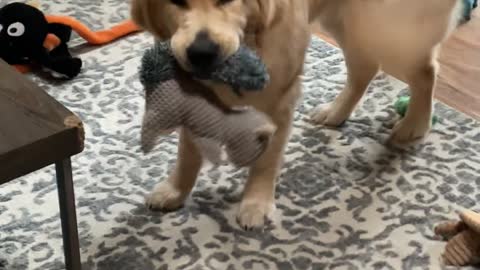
[394,96,438,125]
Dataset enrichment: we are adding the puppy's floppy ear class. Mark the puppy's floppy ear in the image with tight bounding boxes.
[131,0,169,39]
[131,0,147,29]
[257,0,279,29]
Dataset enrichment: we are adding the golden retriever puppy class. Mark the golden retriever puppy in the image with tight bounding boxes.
[131,0,311,229]
[131,0,463,229]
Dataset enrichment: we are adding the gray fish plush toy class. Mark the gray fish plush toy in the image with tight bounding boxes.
[139,41,275,167]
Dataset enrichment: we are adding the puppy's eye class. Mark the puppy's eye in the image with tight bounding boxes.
[170,0,188,8]
[217,0,235,5]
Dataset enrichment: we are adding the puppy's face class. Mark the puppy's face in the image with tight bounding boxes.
[132,0,248,73]
[131,0,277,73]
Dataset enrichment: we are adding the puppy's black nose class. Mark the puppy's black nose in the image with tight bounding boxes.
[186,31,220,70]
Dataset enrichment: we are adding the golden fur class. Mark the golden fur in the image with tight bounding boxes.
[131,0,462,229]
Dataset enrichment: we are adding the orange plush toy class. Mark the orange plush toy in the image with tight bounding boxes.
[0,2,141,78]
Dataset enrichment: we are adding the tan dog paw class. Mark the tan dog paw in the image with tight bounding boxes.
[390,118,430,146]
[236,199,276,230]
[145,181,187,211]
[309,104,348,127]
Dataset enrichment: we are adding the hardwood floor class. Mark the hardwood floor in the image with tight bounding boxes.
[436,11,480,120]
[311,11,480,120]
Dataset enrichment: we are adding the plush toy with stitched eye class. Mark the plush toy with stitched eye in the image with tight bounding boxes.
[0,2,140,78]
[0,2,82,78]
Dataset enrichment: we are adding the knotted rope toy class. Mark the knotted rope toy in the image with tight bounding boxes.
[139,41,275,167]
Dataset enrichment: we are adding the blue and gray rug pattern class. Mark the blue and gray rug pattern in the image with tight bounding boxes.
[0,1,479,269]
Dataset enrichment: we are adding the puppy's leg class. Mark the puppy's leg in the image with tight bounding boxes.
[236,98,294,229]
[390,61,437,145]
[310,49,379,126]
[146,129,203,210]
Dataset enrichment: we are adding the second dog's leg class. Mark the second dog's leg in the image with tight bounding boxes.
[146,129,203,210]
[311,49,379,126]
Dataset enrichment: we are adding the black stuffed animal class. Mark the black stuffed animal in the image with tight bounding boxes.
[0,2,82,78]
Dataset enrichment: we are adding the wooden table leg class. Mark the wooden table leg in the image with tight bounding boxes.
[55,158,82,270]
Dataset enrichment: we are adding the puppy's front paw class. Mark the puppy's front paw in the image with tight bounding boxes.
[145,181,186,211]
[309,104,347,127]
[390,118,430,146]
[236,199,275,230]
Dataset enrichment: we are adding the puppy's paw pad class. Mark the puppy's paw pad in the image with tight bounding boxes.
[145,181,186,211]
[236,200,275,230]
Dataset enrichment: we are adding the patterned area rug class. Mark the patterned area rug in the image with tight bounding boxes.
[1,1,480,270]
